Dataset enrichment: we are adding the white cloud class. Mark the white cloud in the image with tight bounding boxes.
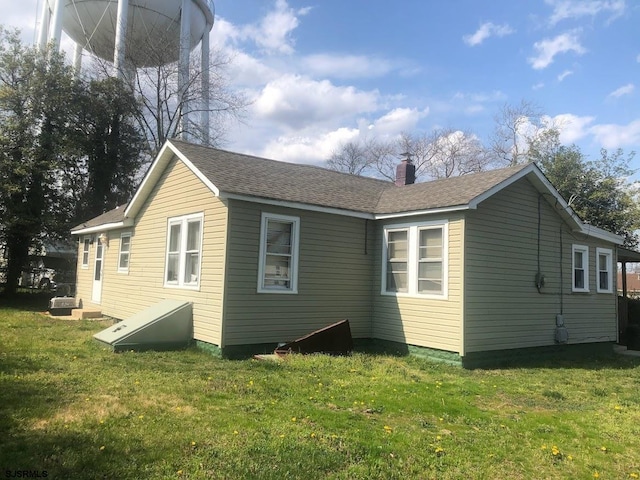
[548,113,595,143]
[371,107,430,135]
[590,119,640,148]
[528,31,586,69]
[260,127,360,164]
[301,54,393,79]
[545,0,626,25]
[463,22,515,46]
[608,83,635,98]
[532,82,545,90]
[637,53,640,63]
[224,0,310,55]
[557,70,573,81]
[252,74,379,129]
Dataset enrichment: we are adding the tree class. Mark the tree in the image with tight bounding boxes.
[92,44,248,156]
[62,76,145,224]
[326,129,493,182]
[0,28,80,294]
[490,100,556,166]
[531,131,640,247]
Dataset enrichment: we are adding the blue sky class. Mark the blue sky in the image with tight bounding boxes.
[3,0,640,170]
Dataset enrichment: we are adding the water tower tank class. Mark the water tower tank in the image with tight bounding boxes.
[57,0,214,67]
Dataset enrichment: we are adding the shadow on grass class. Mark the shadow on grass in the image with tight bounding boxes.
[0,291,54,312]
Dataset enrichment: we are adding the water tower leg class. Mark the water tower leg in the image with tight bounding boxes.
[179,0,192,141]
[114,0,129,80]
[73,43,83,77]
[37,0,51,50]
[201,32,210,144]
[48,0,64,50]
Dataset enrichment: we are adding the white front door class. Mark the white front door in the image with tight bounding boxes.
[92,241,104,303]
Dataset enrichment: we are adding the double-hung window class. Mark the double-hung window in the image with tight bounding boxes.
[596,247,613,293]
[164,213,203,289]
[383,221,447,298]
[118,233,131,273]
[572,245,589,292]
[81,237,90,268]
[258,213,300,293]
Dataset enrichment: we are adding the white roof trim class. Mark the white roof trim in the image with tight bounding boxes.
[124,140,220,220]
[373,205,470,220]
[220,193,374,219]
[71,219,134,235]
[580,224,624,245]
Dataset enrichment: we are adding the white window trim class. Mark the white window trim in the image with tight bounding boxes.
[81,237,90,269]
[572,244,589,293]
[596,247,613,293]
[163,212,204,290]
[257,212,300,294]
[381,220,448,300]
[118,232,132,273]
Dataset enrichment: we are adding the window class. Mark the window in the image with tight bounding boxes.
[572,245,589,292]
[258,213,300,293]
[81,237,90,268]
[164,213,203,288]
[118,233,131,273]
[596,248,613,293]
[383,222,448,298]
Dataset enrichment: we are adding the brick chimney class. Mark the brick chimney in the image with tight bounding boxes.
[395,152,416,186]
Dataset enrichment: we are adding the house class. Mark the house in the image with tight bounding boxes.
[71,139,623,366]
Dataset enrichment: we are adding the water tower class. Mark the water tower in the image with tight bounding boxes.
[37,0,215,140]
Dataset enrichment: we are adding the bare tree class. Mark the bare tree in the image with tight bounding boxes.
[490,100,549,166]
[326,129,493,182]
[327,140,373,175]
[90,40,249,156]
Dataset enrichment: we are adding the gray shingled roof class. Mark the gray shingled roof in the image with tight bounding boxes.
[171,139,529,215]
[375,164,529,213]
[72,204,128,231]
[73,140,533,230]
[171,139,391,214]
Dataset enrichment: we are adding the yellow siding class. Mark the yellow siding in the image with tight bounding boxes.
[464,178,617,353]
[74,236,94,306]
[222,200,374,346]
[75,156,228,346]
[371,213,465,354]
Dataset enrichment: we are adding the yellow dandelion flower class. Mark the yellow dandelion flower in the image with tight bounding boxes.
[99,446,105,451]
[233,430,238,435]
[601,446,608,452]
[629,473,639,479]
[291,417,297,422]
[435,447,445,456]
[310,433,316,438]
[551,446,560,456]
[436,435,441,440]
[177,470,183,475]
[383,425,393,433]
[249,380,254,386]
[615,405,622,410]
[593,472,600,479]
[207,376,212,380]
[567,455,573,461]
[138,415,144,419]
[541,445,547,450]
[191,441,196,446]
[99,420,104,424]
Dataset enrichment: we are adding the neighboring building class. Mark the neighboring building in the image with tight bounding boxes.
[71,139,623,365]
[617,271,640,297]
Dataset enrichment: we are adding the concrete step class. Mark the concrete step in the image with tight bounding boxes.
[72,309,102,320]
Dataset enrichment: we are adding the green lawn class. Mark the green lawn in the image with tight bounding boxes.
[1,301,640,479]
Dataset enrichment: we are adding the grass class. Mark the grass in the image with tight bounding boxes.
[1,299,640,479]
